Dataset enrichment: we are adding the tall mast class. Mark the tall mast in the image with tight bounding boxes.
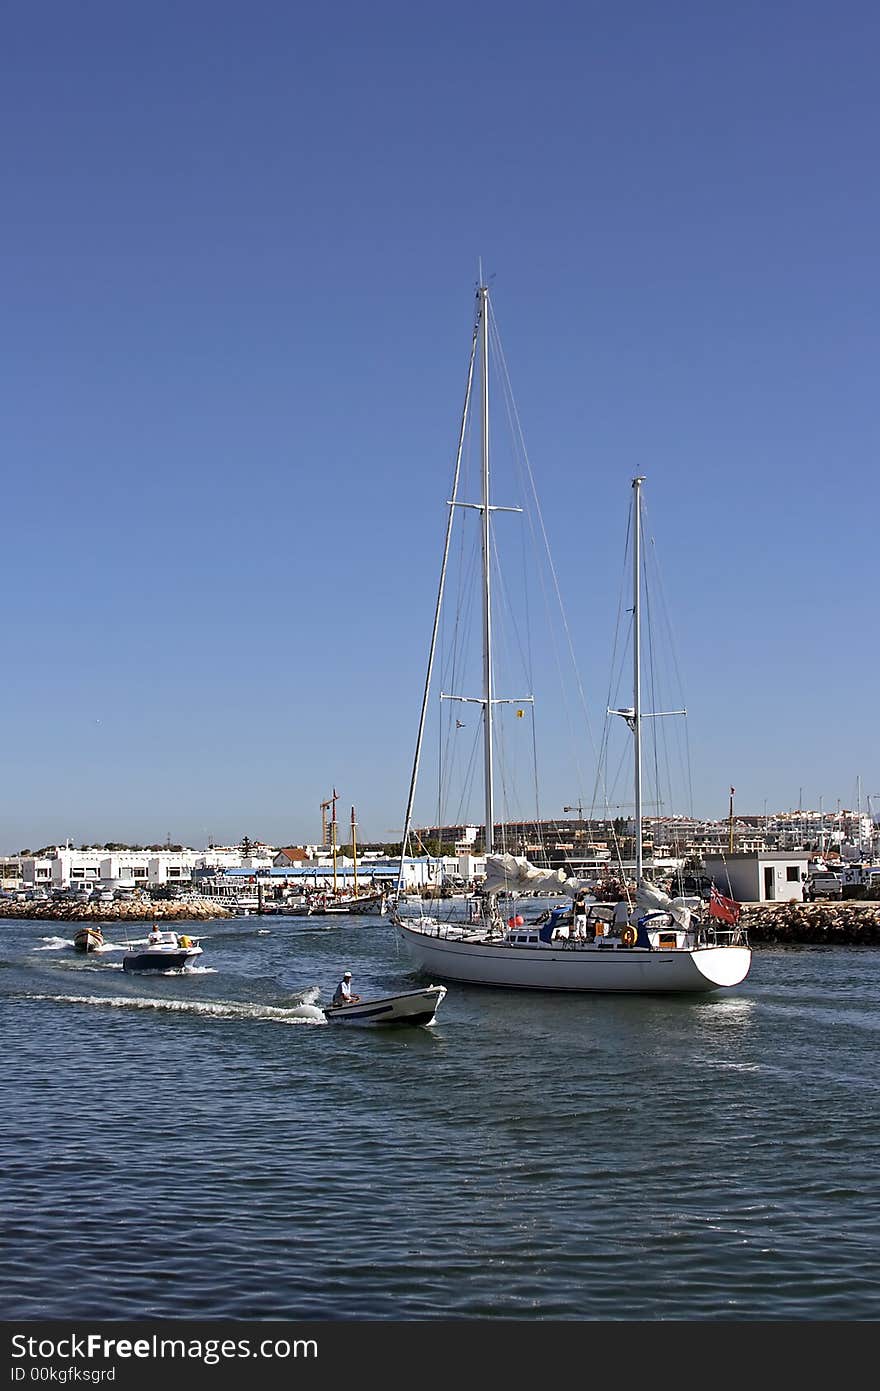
[632,476,645,883]
[394,301,479,900]
[331,789,338,894]
[479,284,495,855]
[351,806,358,895]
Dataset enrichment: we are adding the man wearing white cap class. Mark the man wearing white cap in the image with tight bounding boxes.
[332,970,360,1006]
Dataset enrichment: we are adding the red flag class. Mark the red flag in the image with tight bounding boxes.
[709,885,741,925]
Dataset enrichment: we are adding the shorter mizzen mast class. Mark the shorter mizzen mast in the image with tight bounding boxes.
[609,476,684,890]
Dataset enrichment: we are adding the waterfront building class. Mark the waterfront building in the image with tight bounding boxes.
[0,857,22,891]
[199,855,447,897]
[19,843,274,891]
[702,850,810,903]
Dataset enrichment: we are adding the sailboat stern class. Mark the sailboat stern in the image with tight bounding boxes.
[690,945,752,989]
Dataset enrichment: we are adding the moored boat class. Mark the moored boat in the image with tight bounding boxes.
[322,984,447,1026]
[318,889,388,915]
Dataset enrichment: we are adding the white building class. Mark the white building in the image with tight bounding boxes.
[702,851,810,904]
[20,844,274,890]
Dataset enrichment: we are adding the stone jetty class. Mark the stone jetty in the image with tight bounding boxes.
[740,900,880,945]
[0,897,232,923]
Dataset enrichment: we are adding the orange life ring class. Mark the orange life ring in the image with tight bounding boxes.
[620,924,638,947]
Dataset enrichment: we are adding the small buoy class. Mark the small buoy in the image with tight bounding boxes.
[508,916,516,928]
[514,914,524,926]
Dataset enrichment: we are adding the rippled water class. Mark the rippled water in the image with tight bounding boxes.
[2,915,879,1320]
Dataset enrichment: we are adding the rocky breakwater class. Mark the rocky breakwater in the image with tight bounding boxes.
[741,900,880,945]
[0,897,233,923]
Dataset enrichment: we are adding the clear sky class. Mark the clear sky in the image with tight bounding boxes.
[2,1,878,852]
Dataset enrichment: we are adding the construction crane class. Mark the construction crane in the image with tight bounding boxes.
[320,791,338,849]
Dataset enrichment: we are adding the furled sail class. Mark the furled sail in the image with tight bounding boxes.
[482,853,595,900]
[635,879,701,930]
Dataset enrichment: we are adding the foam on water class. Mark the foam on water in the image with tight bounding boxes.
[34,937,74,951]
[24,991,327,1025]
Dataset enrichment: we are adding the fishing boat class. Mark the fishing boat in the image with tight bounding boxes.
[323,984,447,1026]
[319,888,388,916]
[310,801,388,914]
[390,282,751,994]
[122,929,204,973]
[73,925,104,952]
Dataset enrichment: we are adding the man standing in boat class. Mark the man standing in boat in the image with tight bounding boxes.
[332,970,360,1005]
[613,896,631,929]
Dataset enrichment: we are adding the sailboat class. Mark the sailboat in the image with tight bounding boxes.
[313,798,387,915]
[390,282,751,993]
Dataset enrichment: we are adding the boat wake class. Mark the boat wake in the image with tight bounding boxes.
[33,937,135,957]
[292,984,321,1006]
[23,992,327,1025]
[56,960,124,971]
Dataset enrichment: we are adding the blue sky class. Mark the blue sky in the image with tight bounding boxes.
[2,1,878,852]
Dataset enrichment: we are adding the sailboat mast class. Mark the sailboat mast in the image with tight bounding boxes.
[480,284,495,855]
[632,476,645,883]
[394,304,479,900]
[331,789,338,894]
[351,806,358,895]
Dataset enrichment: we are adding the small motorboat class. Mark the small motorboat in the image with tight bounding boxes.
[323,984,447,1027]
[122,929,203,973]
[73,926,104,952]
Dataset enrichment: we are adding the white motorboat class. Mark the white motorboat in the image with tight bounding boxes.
[122,929,204,973]
[390,282,751,995]
[323,985,447,1026]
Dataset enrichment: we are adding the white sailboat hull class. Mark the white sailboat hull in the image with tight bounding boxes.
[396,922,750,993]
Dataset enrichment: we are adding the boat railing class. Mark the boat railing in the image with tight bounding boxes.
[702,923,750,948]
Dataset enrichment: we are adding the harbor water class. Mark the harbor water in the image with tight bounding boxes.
[2,913,879,1320]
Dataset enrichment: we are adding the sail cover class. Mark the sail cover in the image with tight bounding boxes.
[635,879,701,930]
[482,854,596,900]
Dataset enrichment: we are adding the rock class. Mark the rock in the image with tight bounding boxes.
[740,901,880,945]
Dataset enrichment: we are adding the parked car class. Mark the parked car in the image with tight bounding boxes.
[804,873,843,902]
